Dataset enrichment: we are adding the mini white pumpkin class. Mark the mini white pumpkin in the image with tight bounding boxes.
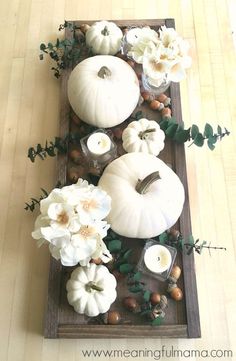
[98,153,185,238]
[68,55,140,128]
[122,118,165,156]
[66,263,117,317]
[86,20,123,55]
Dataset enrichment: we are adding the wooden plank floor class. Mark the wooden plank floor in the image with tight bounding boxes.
[0,0,235,360]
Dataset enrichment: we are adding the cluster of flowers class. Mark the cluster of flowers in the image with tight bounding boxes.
[127,25,191,87]
[32,179,112,267]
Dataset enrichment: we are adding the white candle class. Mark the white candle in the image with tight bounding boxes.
[144,245,172,274]
[87,132,111,156]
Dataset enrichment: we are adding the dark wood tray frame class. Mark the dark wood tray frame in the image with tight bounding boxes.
[44,18,201,339]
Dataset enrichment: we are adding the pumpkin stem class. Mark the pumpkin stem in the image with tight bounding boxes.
[101,26,109,36]
[135,171,161,194]
[139,128,156,140]
[98,66,112,79]
[86,281,104,292]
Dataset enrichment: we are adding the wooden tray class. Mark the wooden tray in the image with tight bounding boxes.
[44,18,201,339]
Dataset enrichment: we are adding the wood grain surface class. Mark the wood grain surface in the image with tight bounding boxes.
[0,0,235,360]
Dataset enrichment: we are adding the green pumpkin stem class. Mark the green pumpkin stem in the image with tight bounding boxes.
[98,66,112,79]
[139,128,156,140]
[86,281,104,292]
[101,26,109,36]
[136,171,161,194]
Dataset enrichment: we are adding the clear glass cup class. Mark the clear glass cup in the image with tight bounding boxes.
[141,72,171,96]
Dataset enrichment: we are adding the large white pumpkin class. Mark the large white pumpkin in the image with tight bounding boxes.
[67,263,117,317]
[67,55,140,128]
[98,153,185,238]
[86,21,123,55]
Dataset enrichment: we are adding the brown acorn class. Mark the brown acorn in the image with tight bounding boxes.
[161,107,172,118]
[170,287,183,301]
[150,292,161,306]
[113,127,123,140]
[169,265,181,281]
[156,94,171,106]
[150,100,164,111]
[168,228,180,241]
[80,23,90,34]
[107,311,121,325]
[69,149,82,164]
[123,296,138,312]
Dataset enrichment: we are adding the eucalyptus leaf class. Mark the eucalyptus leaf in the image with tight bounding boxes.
[143,290,151,302]
[152,317,163,326]
[123,249,133,261]
[129,284,143,293]
[119,263,134,274]
[204,123,213,138]
[193,133,205,147]
[174,128,191,143]
[108,239,122,253]
[133,271,142,282]
[191,124,199,139]
[165,123,179,137]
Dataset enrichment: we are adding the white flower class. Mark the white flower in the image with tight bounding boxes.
[76,187,111,223]
[159,26,178,47]
[31,178,112,267]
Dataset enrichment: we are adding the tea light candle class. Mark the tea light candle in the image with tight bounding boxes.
[144,245,172,274]
[87,132,111,156]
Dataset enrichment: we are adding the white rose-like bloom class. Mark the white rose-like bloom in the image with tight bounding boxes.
[31,178,112,267]
[127,27,160,64]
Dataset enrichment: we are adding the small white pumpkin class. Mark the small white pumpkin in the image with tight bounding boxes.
[86,20,123,55]
[98,153,185,238]
[68,55,140,128]
[122,118,165,156]
[66,263,117,317]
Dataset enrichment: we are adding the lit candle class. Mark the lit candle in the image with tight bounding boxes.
[144,245,172,274]
[87,132,111,156]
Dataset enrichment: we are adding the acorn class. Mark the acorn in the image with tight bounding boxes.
[141,91,151,102]
[168,228,180,241]
[159,295,168,310]
[107,310,121,325]
[161,107,172,118]
[170,287,183,301]
[156,93,171,106]
[150,292,161,306]
[123,296,138,312]
[150,100,164,111]
[69,149,82,164]
[67,166,86,183]
[169,265,181,281]
[167,283,177,293]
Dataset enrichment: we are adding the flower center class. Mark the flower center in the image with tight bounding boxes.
[79,225,94,239]
[149,59,165,73]
[57,211,69,225]
[81,199,98,211]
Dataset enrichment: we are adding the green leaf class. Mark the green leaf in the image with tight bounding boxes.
[135,111,143,120]
[152,317,163,326]
[174,128,191,143]
[159,119,169,131]
[188,235,195,245]
[204,123,213,138]
[143,290,151,302]
[165,123,179,138]
[208,135,218,144]
[207,140,215,150]
[217,125,222,135]
[108,239,122,253]
[159,232,168,244]
[129,284,143,293]
[191,124,199,139]
[40,43,46,51]
[193,133,205,147]
[133,272,142,282]
[119,263,134,274]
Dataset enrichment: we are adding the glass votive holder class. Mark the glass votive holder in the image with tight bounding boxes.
[80,129,117,174]
[136,239,177,282]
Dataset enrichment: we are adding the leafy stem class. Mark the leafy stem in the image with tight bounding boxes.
[24,188,49,212]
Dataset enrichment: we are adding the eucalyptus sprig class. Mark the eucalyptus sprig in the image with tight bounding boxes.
[24,188,49,212]
[159,117,230,150]
[27,133,83,162]
[39,21,91,78]
[158,230,226,255]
